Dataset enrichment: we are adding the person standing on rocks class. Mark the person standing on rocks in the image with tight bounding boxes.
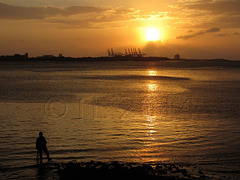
[36,132,51,163]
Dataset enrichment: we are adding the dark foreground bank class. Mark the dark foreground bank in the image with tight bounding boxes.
[0,160,237,179]
[58,160,207,180]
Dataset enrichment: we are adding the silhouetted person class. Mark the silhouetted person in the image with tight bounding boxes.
[36,132,51,163]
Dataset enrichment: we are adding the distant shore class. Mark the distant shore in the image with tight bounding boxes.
[0,53,233,62]
[0,56,239,72]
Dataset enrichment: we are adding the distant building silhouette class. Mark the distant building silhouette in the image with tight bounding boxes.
[40,55,55,59]
[14,53,28,59]
[174,54,180,59]
[0,53,28,61]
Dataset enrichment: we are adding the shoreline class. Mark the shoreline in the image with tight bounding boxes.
[1,160,238,180]
[0,54,235,62]
[58,160,204,180]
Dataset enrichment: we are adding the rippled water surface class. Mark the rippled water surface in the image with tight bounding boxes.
[0,60,239,178]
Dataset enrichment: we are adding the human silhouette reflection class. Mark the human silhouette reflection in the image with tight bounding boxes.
[36,132,51,164]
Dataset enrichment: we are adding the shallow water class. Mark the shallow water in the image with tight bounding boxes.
[0,60,239,178]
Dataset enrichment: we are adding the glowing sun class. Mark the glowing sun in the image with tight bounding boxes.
[145,27,160,42]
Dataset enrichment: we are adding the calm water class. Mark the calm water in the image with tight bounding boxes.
[0,60,239,178]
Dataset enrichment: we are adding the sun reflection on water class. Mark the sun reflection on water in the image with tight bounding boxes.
[148,70,157,76]
[146,115,157,140]
[136,73,162,162]
[148,83,157,91]
[135,70,173,163]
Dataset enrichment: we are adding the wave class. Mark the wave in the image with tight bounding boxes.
[77,75,190,81]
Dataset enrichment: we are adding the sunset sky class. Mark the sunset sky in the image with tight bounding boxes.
[0,0,239,59]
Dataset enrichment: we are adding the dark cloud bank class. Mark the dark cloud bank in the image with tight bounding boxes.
[185,0,240,14]
[184,0,240,29]
[177,27,221,40]
[0,2,105,20]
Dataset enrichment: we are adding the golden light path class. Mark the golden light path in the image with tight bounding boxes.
[134,69,170,163]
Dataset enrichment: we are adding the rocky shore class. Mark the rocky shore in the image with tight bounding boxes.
[1,160,236,179]
[57,160,209,180]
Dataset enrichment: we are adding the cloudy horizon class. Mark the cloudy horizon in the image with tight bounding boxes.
[0,0,239,60]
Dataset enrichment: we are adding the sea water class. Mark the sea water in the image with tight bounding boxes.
[0,60,239,179]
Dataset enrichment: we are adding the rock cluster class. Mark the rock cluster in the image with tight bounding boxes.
[58,160,208,180]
